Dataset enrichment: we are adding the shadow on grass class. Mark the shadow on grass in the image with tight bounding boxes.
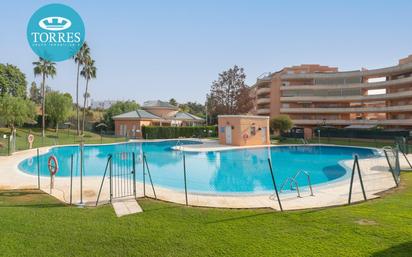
[206,211,274,224]
[137,199,184,213]
[0,190,65,208]
[0,203,64,208]
[0,191,44,197]
[371,241,412,257]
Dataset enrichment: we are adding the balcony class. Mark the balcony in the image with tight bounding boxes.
[280,105,412,114]
[280,62,412,80]
[291,119,412,126]
[256,97,271,105]
[280,90,412,103]
[256,87,271,95]
[279,76,412,91]
[257,108,270,115]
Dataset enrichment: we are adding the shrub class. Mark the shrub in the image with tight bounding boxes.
[142,126,217,139]
[270,115,293,134]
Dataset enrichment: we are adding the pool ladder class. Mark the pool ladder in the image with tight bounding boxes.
[175,140,183,150]
[279,170,314,198]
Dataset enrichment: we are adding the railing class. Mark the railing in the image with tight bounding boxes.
[279,170,314,197]
[280,177,301,197]
[175,140,182,150]
[95,152,137,206]
[293,171,314,196]
[280,104,412,114]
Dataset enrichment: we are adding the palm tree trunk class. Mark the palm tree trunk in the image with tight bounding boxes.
[41,73,46,138]
[81,79,89,135]
[76,63,80,136]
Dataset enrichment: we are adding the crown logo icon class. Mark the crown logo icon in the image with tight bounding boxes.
[38,16,72,31]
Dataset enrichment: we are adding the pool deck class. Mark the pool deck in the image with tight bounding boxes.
[0,139,410,211]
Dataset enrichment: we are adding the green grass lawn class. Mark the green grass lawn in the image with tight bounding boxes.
[0,173,411,256]
[0,127,126,155]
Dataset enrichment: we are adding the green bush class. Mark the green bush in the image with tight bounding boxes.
[142,126,217,139]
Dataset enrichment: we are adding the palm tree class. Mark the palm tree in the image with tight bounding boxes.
[80,57,96,135]
[33,57,56,137]
[73,42,90,136]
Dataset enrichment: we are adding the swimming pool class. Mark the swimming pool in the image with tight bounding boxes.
[18,141,380,194]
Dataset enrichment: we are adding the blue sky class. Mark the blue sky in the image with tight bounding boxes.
[0,0,411,104]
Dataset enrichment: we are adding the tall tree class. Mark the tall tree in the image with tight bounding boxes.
[168,98,178,106]
[207,65,252,123]
[29,81,41,104]
[45,91,73,132]
[80,57,96,135]
[0,95,35,132]
[0,63,27,97]
[73,42,90,136]
[103,101,139,130]
[179,101,205,117]
[33,57,56,137]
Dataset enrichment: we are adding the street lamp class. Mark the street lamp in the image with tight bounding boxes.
[64,122,73,136]
[96,123,108,144]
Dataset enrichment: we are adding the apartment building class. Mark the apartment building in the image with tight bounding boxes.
[254,55,412,129]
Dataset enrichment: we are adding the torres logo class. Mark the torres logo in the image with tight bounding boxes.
[38,17,72,31]
[27,4,85,62]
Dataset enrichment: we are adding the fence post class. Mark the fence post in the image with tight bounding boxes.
[384,148,400,187]
[109,155,113,203]
[142,153,146,197]
[348,156,356,204]
[37,148,40,189]
[267,158,283,211]
[133,152,137,199]
[96,154,112,206]
[356,156,367,201]
[7,135,10,156]
[79,141,83,205]
[348,155,367,205]
[70,154,73,205]
[143,153,157,199]
[183,152,188,206]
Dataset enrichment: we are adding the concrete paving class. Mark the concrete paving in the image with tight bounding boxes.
[112,197,143,217]
[0,140,410,211]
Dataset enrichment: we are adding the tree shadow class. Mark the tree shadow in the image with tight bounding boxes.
[0,191,44,197]
[206,211,274,224]
[0,190,66,208]
[371,241,412,257]
[0,203,64,208]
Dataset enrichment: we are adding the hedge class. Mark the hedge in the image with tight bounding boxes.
[317,127,410,140]
[142,126,217,139]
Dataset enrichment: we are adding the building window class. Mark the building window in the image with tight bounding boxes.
[120,124,127,136]
[250,126,256,136]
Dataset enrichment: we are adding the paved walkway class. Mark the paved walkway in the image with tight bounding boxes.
[112,197,143,217]
[0,141,410,211]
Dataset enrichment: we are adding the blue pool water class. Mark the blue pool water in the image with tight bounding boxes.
[18,141,379,194]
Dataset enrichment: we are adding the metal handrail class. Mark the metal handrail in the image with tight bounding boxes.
[293,170,314,196]
[175,140,183,150]
[279,177,301,198]
[279,170,314,197]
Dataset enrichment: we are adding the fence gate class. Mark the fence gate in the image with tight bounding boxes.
[110,152,136,201]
